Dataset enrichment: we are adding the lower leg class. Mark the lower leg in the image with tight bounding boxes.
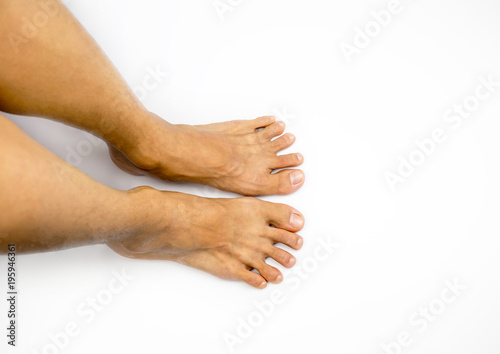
[0,0,304,196]
[0,114,304,288]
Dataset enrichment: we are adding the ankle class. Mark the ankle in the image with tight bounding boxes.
[116,186,170,251]
[110,111,174,171]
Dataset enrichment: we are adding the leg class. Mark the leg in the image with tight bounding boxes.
[0,114,304,288]
[0,0,304,196]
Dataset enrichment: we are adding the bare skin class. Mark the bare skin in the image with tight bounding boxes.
[109,189,304,288]
[109,114,305,195]
[0,0,306,288]
[0,115,304,288]
[0,0,305,196]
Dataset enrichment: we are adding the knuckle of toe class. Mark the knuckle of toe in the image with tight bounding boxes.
[277,176,290,195]
[277,251,289,264]
[279,155,290,164]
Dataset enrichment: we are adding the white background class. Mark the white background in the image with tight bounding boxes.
[2,0,500,353]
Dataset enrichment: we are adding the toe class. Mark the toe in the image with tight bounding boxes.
[268,228,304,250]
[265,246,296,268]
[271,153,304,169]
[253,261,283,284]
[261,121,286,140]
[237,268,268,289]
[270,133,295,152]
[265,169,305,195]
[252,115,276,130]
[263,201,305,232]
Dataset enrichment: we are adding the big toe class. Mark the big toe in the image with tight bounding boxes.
[264,169,305,196]
[262,200,305,232]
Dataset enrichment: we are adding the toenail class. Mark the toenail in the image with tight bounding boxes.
[297,237,303,247]
[278,121,285,127]
[290,213,304,228]
[259,281,267,288]
[290,171,304,186]
[276,275,283,282]
[289,257,296,266]
[296,153,303,162]
[288,134,295,142]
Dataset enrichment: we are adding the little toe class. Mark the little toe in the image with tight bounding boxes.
[270,133,295,152]
[238,268,268,289]
[261,121,286,140]
[252,115,276,130]
[253,261,283,284]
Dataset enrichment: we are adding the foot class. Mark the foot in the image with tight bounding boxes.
[108,187,305,288]
[109,114,305,196]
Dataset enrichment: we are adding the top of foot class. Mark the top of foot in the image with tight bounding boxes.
[108,188,306,289]
[109,115,305,196]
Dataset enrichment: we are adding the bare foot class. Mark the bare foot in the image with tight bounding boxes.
[108,187,305,288]
[109,114,305,196]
